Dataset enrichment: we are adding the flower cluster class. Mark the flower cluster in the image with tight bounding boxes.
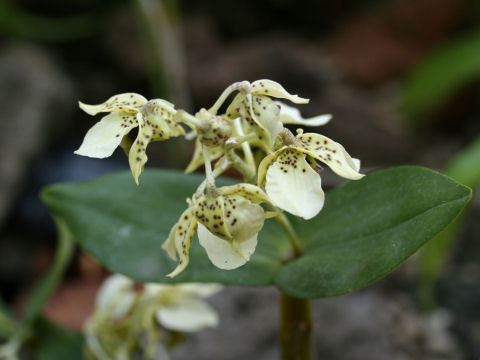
[76,79,364,277]
[84,274,221,359]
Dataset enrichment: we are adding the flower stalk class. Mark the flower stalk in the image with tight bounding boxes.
[280,293,313,360]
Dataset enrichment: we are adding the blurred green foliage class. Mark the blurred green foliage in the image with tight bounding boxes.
[402,29,480,116]
[419,135,480,310]
[0,1,97,42]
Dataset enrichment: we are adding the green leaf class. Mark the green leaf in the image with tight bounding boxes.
[401,29,480,116]
[274,166,471,298]
[41,170,291,286]
[41,167,470,298]
[33,318,83,360]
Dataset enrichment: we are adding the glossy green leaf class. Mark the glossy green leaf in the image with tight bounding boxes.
[402,29,480,116]
[41,166,470,298]
[275,166,471,298]
[41,170,291,286]
[33,318,83,360]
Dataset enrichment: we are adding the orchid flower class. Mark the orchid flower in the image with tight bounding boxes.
[209,80,308,151]
[84,274,221,360]
[258,131,363,220]
[162,183,271,277]
[75,93,184,184]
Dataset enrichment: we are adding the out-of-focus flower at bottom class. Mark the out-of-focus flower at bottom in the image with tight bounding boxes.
[84,274,222,360]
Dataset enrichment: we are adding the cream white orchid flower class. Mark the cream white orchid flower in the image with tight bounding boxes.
[142,282,221,332]
[162,183,271,277]
[75,93,184,184]
[219,80,308,150]
[85,274,221,360]
[258,131,363,220]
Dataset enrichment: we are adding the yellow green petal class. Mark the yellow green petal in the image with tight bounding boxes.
[164,208,198,278]
[79,93,147,115]
[294,133,364,180]
[222,195,265,242]
[251,79,309,104]
[250,95,283,146]
[194,196,231,240]
[220,183,271,205]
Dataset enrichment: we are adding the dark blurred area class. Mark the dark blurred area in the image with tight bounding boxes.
[0,0,479,359]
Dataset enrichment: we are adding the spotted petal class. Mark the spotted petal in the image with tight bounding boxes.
[251,79,309,104]
[74,112,139,158]
[79,93,147,115]
[226,93,272,151]
[163,208,198,278]
[249,95,284,145]
[220,183,271,205]
[194,196,231,240]
[156,298,219,332]
[277,101,331,126]
[257,147,287,186]
[197,223,258,270]
[265,150,325,220]
[222,195,265,242]
[128,105,183,184]
[294,133,364,180]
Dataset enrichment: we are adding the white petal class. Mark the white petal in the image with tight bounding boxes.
[157,298,219,332]
[352,158,361,172]
[265,151,324,220]
[251,80,309,104]
[79,93,147,115]
[74,113,137,158]
[198,224,258,270]
[277,101,331,126]
[96,274,136,319]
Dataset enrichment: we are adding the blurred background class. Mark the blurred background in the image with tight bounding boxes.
[0,0,479,359]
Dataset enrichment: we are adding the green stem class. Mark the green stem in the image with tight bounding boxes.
[275,213,302,258]
[0,217,75,358]
[22,217,74,325]
[174,110,208,131]
[232,117,256,174]
[203,146,218,197]
[280,294,313,360]
[225,149,256,183]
